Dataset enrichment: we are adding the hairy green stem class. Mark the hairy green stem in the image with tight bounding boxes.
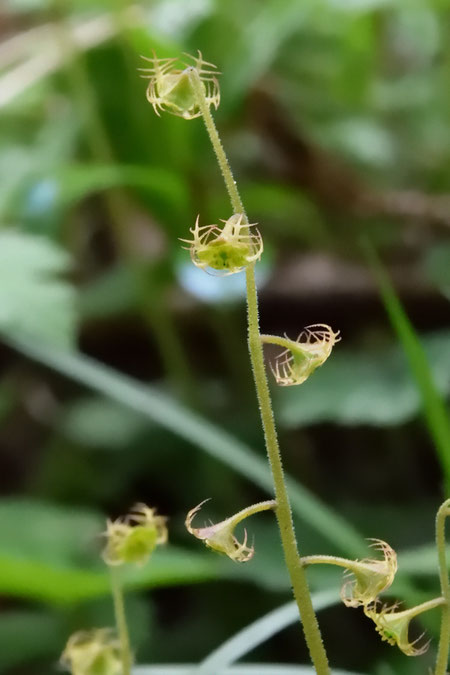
[110,566,132,675]
[189,68,330,674]
[435,499,450,675]
[302,554,363,569]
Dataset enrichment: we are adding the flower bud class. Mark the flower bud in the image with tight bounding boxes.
[364,597,445,656]
[140,51,220,119]
[180,213,263,275]
[60,628,122,675]
[102,503,167,566]
[261,324,340,386]
[186,499,276,562]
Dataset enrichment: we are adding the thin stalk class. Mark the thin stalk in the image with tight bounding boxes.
[189,68,330,674]
[110,566,132,675]
[302,555,362,569]
[435,499,450,675]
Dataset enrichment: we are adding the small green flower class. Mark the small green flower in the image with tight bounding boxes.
[340,539,397,608]
[140,50,220,119]
[60,628,122,675]
[261,324,340,386]
[102,503,167,566]
[364,597,445,656]
[186,499,276,562]
[180,213,263,275]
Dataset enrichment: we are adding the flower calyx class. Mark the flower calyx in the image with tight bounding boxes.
[60,628,122,675]
[301,539,397,608]
[102,503,168,567]
[364,597,445,656]
[139,50,220,119]
[261,324,340,386]
[340,539,397,608]
[180,213,263,275]
[185,499,276,562]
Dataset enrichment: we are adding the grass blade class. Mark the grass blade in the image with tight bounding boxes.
[5,335,364,556]
[194,590,339,673]
[365,243,450,495]
[135,667,363,675]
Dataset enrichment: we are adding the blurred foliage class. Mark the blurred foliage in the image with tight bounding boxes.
[0,0,449,673]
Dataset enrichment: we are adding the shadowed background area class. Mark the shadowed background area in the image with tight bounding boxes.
[0,0,449,673]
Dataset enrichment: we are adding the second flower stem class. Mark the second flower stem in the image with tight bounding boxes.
[110,566,132,675]
[435,499,450,675]
[189,68,330,674]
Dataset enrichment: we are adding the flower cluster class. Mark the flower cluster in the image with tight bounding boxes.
[60,629,122,675]
[140,50,220,119]
[102,503,168,566]
[180,213,263,275]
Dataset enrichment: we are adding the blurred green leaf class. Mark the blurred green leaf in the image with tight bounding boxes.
[80,264,138,319]
[277,330,450,428]
[7,336,365,557]
[423,243,450,300]
[0,609,64,670]
[398,543,450,576]
[0,499,222,604]
[366,244,450,494]
[134,666,363,675]
[61,395,148,449]
[53,164,189,222]
[0,231,77,346]
[0,498,102,566]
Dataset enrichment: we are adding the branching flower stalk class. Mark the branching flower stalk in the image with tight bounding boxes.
[435,498,450,675]
[186,63,330,673]
[109,566,132,675]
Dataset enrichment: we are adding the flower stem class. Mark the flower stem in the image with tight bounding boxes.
[110,566,132,675]
[189,68,330,674]
[302,554,361,569]
[435,499,450,675]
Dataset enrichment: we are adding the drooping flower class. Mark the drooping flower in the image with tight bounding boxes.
[102,503,168,566]
[301,539,397,609]
[261,324,340,386]
[364,597,445,656]
[180,213,263,275]
[139,50,220,119]
[340,539,397,608]
[60,628,122,675]
[185,499,276,562]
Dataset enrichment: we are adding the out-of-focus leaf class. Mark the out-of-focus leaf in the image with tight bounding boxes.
[53,163,189,221]
[0,609,63,670]
[0,499,222,604]
[0,498,102,567]
[219,0,318,105]
[194,590,339,673]
[366,245,450,493]
[0,231,77,346]
[134,667,363,675]
[7,336,365,557]
[60,395,148,449]
[423,243,450,300]
[397,544,450,576]
[325,0,392,9]
[80,264,138,319]
[278,331,450,428]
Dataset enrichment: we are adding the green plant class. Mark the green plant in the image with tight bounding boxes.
[57,50,450,675]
